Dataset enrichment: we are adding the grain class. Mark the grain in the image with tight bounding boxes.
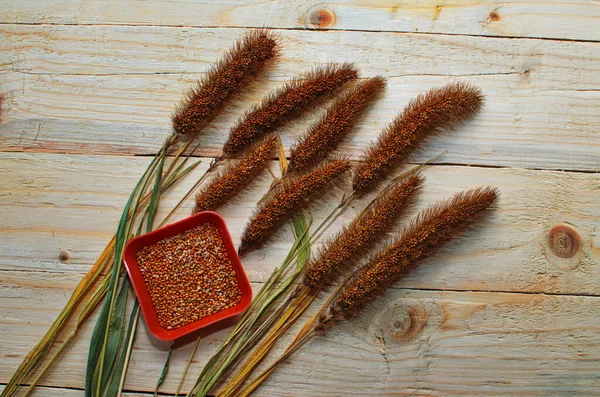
[353,82,483,194]
[172,30,278,137]
[288,76,386,173]
[304,174,424,287]
[136,224,242,330]
[222,64,358,156]
[239,159,352,255]
[193,136,277,213]
[322,187,498,327]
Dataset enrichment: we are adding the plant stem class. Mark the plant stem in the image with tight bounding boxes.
[93,146,163,397]
[189,172,310,396]
[158,156,221,228]
[235,330,316,397]
[217,286,315,396]
[116,142,207,396]
[175,336,201,397]
[116,302,140,397]
[154,343,175,397]
[217,153,449,395]
[190,153,447,396]
[1,236,115,397]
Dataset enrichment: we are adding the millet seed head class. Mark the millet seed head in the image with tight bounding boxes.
[222,63,359,156]
[288,76,386,173]
[239,159,352,256]
[304,173,424,288]
[353,82,484,194]
[193,136,277,213]
[322,186,498,328]
[172,30,278,137]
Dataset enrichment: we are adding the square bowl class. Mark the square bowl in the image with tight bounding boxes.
[123,211,252,341]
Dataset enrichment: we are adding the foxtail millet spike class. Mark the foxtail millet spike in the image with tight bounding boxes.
[223,64,359,156]
[193,136,277,213]
[172,30,278,137]
[288,76,386,173]
[239,160,352,255]
[304,173,424,288]
[322,186,498,328]
[352,82,484,194]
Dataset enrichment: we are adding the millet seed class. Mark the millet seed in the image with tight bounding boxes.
[136,223,242,330]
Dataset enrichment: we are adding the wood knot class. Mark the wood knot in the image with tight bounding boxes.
[378,300,428,343]
[549,225,580,258]
[489,11,501,22]
[305,8,336,29]
[58,250,71,262]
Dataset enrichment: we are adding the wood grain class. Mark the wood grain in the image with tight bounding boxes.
[2,152,598,295]
[2,270,599,396]
[1,25,599,168]
[1,0,599,42]
[1,4,598,396]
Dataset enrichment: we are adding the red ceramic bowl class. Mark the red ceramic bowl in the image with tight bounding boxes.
[123,211,252,341]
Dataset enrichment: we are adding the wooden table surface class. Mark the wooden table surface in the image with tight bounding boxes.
[1,1,599,396]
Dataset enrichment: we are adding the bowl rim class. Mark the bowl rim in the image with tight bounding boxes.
[123,211,252,341]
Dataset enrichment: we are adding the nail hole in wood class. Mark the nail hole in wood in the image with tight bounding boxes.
[489,11,501,22]
[58,251,71,262]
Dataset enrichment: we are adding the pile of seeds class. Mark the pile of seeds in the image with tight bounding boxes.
[137,223,242,330]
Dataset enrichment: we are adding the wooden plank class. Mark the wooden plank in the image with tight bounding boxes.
[1,0,599,42]
[1,152,598,295]
[2,24,598,84]
[1,26,599,168]
[9,71,600,171]
[2,270,600,396]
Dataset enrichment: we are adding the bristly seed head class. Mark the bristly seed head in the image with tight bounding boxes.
[321,186,498,329]
[193,136,277,213]
[304,173,423,288]
[239,160,352,256]
[223,63,359,156]
[288,77,386,173]
[353,82,484,194]
[172,30,278,137]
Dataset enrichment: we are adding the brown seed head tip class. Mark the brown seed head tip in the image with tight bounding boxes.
[193,136,277,213]
[352,82,484,194]
[464,186,498,209]
[288,76,386,172]
[172,30,278,137]
[436,81,484,119]
[222,63,359,156]
[239,159,352,254]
